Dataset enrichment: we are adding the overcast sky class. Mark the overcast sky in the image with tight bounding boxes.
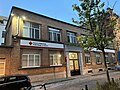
[0,0,120,24]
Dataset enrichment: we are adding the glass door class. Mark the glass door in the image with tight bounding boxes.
[69,52,80,76]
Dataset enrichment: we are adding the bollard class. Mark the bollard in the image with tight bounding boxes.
[112,78,114,83]
[85,85,88,90]
[43,84,47,90]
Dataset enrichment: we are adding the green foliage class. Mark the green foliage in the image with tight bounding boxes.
[95,80,120,90]
[72,0,117,51]
[72,0,117,83]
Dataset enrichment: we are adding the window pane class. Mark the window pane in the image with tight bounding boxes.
[32,23,39,29]
[53,33,56,41]
[85,53,91,64]
[23,27,29,37]
[22,55,28,67]
[35,30,39,39]
[69,53,78,59]
[48,28,61,42]
[49,32,52,40]
[23,21,40,39]
[67,31,76,43]
[57,34,60,41]
[35,55,39,66]
[32,28,34,38]
[49,51,62,66]
[29,55,34,66]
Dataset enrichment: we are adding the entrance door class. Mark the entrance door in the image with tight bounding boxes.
[0,62,5,75]
[69,52,80,76]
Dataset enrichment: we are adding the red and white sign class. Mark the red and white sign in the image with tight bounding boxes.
[20,40,64,49]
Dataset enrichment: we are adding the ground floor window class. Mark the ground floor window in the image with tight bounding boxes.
[109,53,116,64]
[85,53,91,64]
[22,49,41,68]
[49,51,62,66]
[105,54,109,64]
[96,53,102,64]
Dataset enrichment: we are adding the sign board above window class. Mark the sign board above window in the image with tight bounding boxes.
[20,40,64,49]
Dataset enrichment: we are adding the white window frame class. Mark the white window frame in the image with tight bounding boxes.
[22,54,40,68]
[48,28,61,42]
[23,22,40,39]
[67,31,76,43]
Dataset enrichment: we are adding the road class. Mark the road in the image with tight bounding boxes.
[32,71,120,90]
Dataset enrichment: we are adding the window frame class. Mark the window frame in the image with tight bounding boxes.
[48,27,61,42]
[22,54,40,68]
[49,51,62,66]
[23,21,40,39]
[67,31,76,43]
[85,53,91,64]
[95,53,102,64]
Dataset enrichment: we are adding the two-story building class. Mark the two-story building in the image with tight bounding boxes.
[4,6,87,81]
[0,6,117,82]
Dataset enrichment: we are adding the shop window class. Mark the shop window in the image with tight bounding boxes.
[48,27,61,42]
[96,53,102,64]
[67,31,76,43]
[85,53,91,64]
[49,51,62,66]
[22,49,41,68]
[23,21,40,39]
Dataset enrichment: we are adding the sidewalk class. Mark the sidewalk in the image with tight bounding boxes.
[31,70,115,86]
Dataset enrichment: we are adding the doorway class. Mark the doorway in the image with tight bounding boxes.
[69,52,80,76]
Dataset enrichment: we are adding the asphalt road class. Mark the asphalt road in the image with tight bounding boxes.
[33,71,120,90]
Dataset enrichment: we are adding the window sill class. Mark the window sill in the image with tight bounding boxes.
[85,63,92,65]
[20,66,40,69]
[96,62,102,65]
[50,64,62,67]
[18,65,64,70]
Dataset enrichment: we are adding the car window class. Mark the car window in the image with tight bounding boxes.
[8,76,17,82]
[0,78,5,84]
[18,76,27,80]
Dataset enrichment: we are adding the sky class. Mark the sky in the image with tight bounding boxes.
[0,0,120,24]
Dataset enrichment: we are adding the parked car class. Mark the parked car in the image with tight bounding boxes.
[111,65,120,70]
[0,74,32,90]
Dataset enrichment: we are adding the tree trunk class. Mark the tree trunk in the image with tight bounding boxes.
[102,49,111,83]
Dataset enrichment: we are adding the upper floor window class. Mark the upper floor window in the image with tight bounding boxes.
[23,21,40,39]
[67,31,76,43]
[48,27,61,42]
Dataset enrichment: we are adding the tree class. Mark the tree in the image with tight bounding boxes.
[72,0,117,83]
